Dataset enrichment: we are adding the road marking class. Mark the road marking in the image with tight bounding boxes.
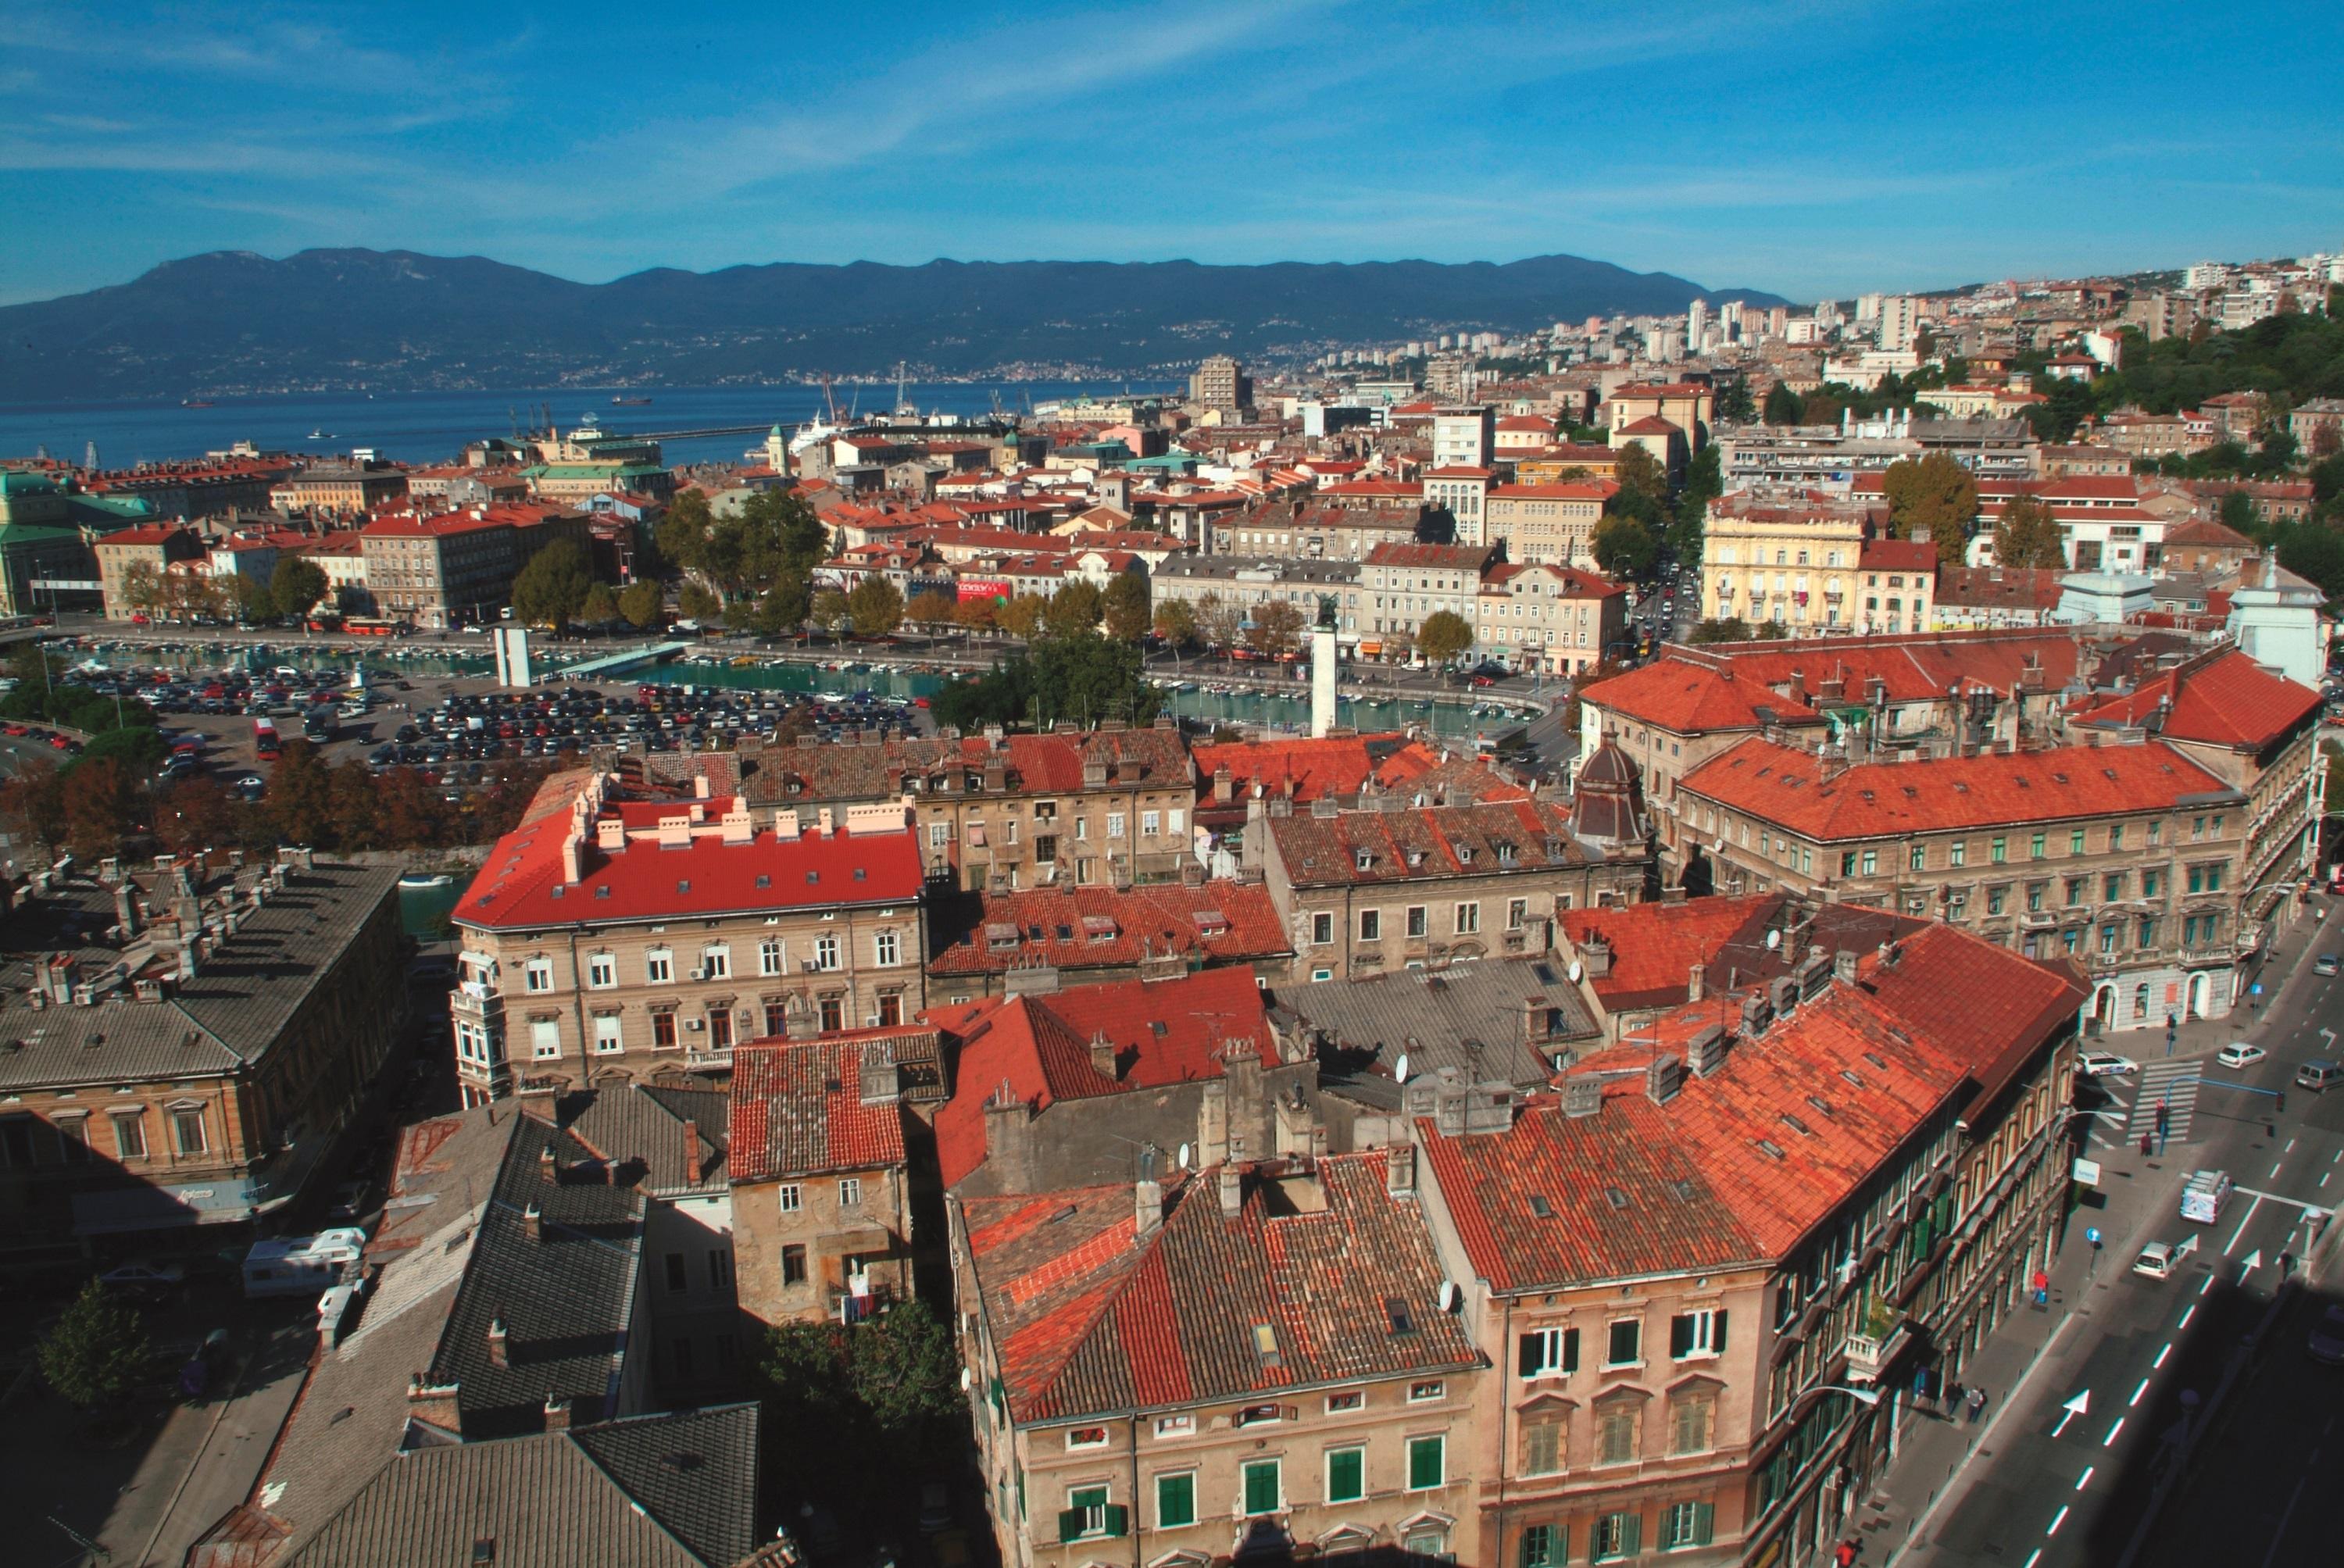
[2180,1304,2196,1329]
[2047,1505,2071,1536]
[2024,1553,2042,1568]
[2274,1161,2285,1178]
[2289,1138,2299,1152]
[2226,1194,2267,1255]
[2052,1389,2091,1435]
[2154,1341,2173,1368]
[2075,1466,2094,1490]
[2199,1274,2214,1295]
[2105,1416,2126,1446]
[2130,1377,2149,1407]
[2326,1173,2333,1189]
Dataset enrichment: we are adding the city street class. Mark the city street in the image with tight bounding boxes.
[1880,902,2344,1568]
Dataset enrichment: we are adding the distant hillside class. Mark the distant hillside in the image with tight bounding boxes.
[0,248,1789,399]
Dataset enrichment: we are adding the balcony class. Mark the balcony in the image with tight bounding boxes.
[1841,1312,1909,1386]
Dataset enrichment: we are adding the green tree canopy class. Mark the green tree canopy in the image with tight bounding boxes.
[1151,598,1198,648]
[846,575,905,638]
[1413,609,1475,666]
[1613,443,1668,506]
[1688,617,1753,645]
[1031,634,1161,727]
[1192,593,1242,652]
[1101,572,1150,641]
[617,579,663,628]
[1591,514,1660,580]
[580,582,620,624]
[39,1280,149,1409]
[2218,489,2265,541]
[756,1298,965,1510]
[809,588,850,631]
[1713,377,1756,423]
[1880,452,1978,561]
[509,539,596,632]
[1992,495,2067,570]
[656,486,830,605]
[1248,599,1304,655]
[1044,580,1105,640]
[995,592,1049,641]
[2278,523,2344,601]
[1763,382,1804,425]
[271,557,329,620]
[677,582,723,623]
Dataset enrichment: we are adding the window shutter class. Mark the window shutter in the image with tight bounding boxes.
[1563,1327,1580,1372]
[1057,1509,1085,1545]
[1692,1502,1714,1546]
[1102,1505,1129,1538]
[1669,1314,1692,1359]
[1519,1334,1541,1377]
[1620,1511,1642,1555]
[1713,1309,1728,1354]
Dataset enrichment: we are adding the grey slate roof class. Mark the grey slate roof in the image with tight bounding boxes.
[554,1081,731,1195]
[1275,953,1600,1107]
[0,858,398,1091]
[285,1405,760,1568]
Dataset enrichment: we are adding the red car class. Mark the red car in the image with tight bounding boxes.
[1470,674,1498,688]
[2,724,25,737]
[48,734,71,750]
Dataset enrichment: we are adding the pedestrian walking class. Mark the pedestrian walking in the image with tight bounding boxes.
[1966,1386,1987,1423]
[1944,1377,1964,1416]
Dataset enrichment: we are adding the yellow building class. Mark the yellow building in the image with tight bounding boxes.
[1698,491,1872,630]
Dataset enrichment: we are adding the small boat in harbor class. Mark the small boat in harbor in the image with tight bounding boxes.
[398,872,454,890]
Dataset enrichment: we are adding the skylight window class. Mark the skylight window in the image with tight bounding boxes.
[1528,1195,1553,1218]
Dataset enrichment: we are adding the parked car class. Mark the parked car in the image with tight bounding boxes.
[2077,1050,2139,1078]
[98,1259,187,1290]
[2217,1042,2267,1069]
[2296,1059,2342,1092]
[2317,953,2341,977]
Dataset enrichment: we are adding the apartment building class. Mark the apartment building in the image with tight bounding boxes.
[0,851,402,1248]
[1414,910,2084,1567]
[1484,480,1617,568]
[1252,793,1649,984]
[270,459,409,517]
[730,1030,926,1327]
[1474,561,1628,674]
[1512,444,1625,485]
[1188,354,1252,416]
[953,1149,1486,1568]
[1209,501,1422,562]
[94,521,208,620]
[1150,555,1364,645]
[1699,491,1874,631]
[449,771,928,1102]
[1423,466,1495,545]
[731,722,1196,892]
[924,879,1291,1001]
[1716,417,2038,492]
[1606,382,1714,448]
[1855,537,1938,633]
[1670,734,2251,1026]
[1433,406,1496,468]
[1362,541,1495,652]
[359,503,590,629]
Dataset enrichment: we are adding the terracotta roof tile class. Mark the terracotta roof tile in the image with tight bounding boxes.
[2067,647,2321,751]
[926,881,1290,977]
[729,1034,918,1181]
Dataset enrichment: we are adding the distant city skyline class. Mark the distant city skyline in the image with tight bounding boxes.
[0,0,2338,308]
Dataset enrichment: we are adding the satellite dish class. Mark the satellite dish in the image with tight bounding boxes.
[1395,1053,1411,1085]
[1176,1142,1192,1170]
[1438,1280,1460,1313]
[959,1367,973,1391]
[1766,930,1781,951]
[1567,960,1585,984]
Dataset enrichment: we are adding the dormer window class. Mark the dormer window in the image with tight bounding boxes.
[1355,850,1374,871]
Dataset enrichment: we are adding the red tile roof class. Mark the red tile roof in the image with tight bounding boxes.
[730,1034,911,1181]
[1265,798,1591,889]
[1686,630,2085,705]
[1858,538,1938,573]
[1616,416,1684,436]
[1678,735,2235,841]
[927,881,1289,977]
[1364,542,1493,571]
[1192,734,1388,802]
[2066,647,2321,751]
[1559,895,1780,1014]
[455,800,925,931]
[1580,657,1821,734]
[931,968,1277,1187]
[961,1152,1484,1423]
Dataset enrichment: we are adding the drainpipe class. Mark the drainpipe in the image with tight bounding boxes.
[1129,1413,1143,1568]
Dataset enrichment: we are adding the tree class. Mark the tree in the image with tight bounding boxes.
[1043,580,1104,639]
[271,557,330,621]
[677,582,724,623]
[1152,598,1198,648]
[1101,573,1150,641]
[39,1280,149,1409]
[906,588,960,627]
[1763,382,1804,425]
[1031,634,1161,728]
[618,580,663,628]
[2278,523,2344,600]
[809,588,850,632]
[953,594,999,634]
[580,582,620,625]
[2218,490,2264,541]
[1880,453,1978,561]
[1670,445,1723,561]
[1248,599,1304,656]
[756,1299,966,1511]
[509,539,595,632]
[227,571,276,623]
[847,575,905,638]
[1613,443,1668,508]
[1713,377,1756,423]
[62,756,142,859]
[1591,515,1659,580]
[1992,495,2067,570]
[1413,609,1474,666]
[1688,617,1754,644]
[1193,592,1242,652]
[119,560,164,617]
[995,593,1049,641]
[930,658,1034,733]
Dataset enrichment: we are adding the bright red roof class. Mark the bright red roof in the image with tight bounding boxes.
[1859,538,1938,572]
[1678,735,2235,841]
[730,1034,910,1180]
[1559,895,1779,1014]
[930,967,1276,1188]
[1581,657,1821,734]
[927,881,1288,976]
[2067,647,2321,751]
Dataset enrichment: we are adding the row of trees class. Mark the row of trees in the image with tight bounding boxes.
[118,555,331,625]
[1585,441,1718,580]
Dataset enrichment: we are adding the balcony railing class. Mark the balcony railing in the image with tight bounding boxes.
[1842,1319,1909,1385]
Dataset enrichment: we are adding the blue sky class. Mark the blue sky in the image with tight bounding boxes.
[1,0,2338,307]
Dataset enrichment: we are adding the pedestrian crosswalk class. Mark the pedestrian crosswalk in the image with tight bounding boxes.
[2121,1059,2200,1145]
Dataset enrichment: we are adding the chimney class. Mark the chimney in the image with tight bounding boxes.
[1213,764,1233,803]
[523,1202,542,1241]
[487,1319,509,1370]
[1217,1163,1244,1218]
[1834,949,1860,985]
[1563,1076,1603,1117]
[1645,1052,1685,1105]
[406,1376,462,1434]
[859,1038,897,1104]
[1522,995,1550,1045]
[591,813,623,850]
[681,1120,702,1179]
[1088,1030,1118,1082]
[1578,936,1612,979]
[1385,1141,1417,1196]
[1685,1024,1728,1077]
[559,830,584,886]
[982,1083,1034,1191]
[816,806,835,837]
[1134,1173,1163,1240]
[543,1395,570,1433]
[1687,960,1706,1004]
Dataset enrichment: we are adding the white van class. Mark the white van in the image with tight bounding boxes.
[2179,1170,2233,1224]
[243,1227,366,1298]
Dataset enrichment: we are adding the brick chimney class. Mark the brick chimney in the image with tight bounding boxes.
[487,1319,509,1369]
[1088,1029,1118,1082]
[523,1203,541,1241]
[407,1376,462,1434]
[681,1120,702,1180]
[543,1394,570,1433]
[1385,1141,1417,1196]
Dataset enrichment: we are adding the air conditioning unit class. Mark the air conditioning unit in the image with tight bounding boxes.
[690,967,707,981]
[686,1017,706,1032]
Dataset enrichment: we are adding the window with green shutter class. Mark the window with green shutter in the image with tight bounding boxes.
[1660,1500,1714,1548]
[1325,1446,1364,1503]
[1242,1459,1281,1516]
[1520,1523,1563,1566]
[1591,1509,1641,1559]
[1156,1472,1195,1529]
[1059,1486,1109,1543]
[1407,1434,1445,1490]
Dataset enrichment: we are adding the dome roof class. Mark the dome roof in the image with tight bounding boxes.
[1569,737,1648,848]
[1574,734,1640,788]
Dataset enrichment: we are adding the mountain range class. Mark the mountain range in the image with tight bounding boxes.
[0,248,1788,399]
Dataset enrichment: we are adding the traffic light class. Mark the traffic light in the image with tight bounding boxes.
[2278,1091,2288,1113]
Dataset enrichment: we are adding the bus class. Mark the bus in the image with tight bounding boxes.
[253,716,281,760]
[342,617,403,637]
